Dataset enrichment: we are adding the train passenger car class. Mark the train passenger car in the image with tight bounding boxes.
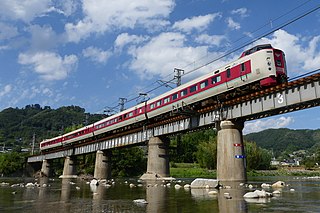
[40,135,63,151]
[62,124,94,146]
[40,44,287,151]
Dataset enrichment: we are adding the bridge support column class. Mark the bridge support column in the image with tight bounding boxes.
[40,159,51,177]
[59,156,77,178]
[140,136,170,180]
[217,120,246,183]
[94,150,112,180]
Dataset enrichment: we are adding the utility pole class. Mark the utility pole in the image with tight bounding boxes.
[119,97,127,112]
[31,133,35,155]
[174,68,184,87]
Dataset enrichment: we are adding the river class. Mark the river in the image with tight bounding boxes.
[0,176,319,212]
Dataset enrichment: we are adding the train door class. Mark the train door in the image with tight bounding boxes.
[240,62,248,82]
[225,66,233,89]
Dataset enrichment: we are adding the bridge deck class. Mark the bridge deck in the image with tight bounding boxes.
[28,74,320,163]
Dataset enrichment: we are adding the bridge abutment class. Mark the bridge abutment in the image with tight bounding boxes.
[60,156,77,178]
[94,150,112,180]
[217,120,246,183]
[140,136,170,180]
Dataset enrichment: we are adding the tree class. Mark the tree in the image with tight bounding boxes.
[245,141,272,170]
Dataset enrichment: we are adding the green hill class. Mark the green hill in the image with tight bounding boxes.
[0,104,105,153]
[244,128,320,157]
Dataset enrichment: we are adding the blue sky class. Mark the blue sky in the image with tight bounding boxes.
[0,0,319,134]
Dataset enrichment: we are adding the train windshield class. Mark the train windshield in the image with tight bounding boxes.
[240,44,272,57]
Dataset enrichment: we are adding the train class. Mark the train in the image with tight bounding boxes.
[40,44,287,151]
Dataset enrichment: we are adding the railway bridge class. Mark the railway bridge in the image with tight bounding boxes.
[27,73,320,184]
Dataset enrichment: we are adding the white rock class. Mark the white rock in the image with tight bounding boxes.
[90,179,99,186]
[174,184,182,189]
[261,183,271,188]
[272,190,281,194]
[190,178,219,189]
[129,183,136,188]
[183,184,191,188]
[25,183,34,188]
[290,188,295,192]
[208,190,218,195]
[272,181,285,188]
[243,190,273,198]
[133,199,148,204]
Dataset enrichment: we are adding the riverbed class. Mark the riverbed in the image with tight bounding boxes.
[0,176,319,212]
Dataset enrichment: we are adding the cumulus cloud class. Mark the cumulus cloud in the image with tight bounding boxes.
[226,17,240,30]
[195,34,227,46]
[28,25,61,51]
[114,33,148,53]
[129,32,209,79]
[82,46,112,64]
[256,29,320,75]
[0,22,18,40]
[0,84,12,97]
[65,0,175,42]
[0,0,52,22]
[172,13,220,33]
[243,116,294,134]
[18,51,78,81]
[231,8,249,18]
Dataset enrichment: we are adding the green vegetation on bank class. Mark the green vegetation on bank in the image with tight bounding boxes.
[0,105,319,177]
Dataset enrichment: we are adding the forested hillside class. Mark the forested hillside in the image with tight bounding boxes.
[244,128,320,157]
[0,105,105,152]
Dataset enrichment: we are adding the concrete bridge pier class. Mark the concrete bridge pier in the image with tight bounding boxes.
[59,156,77,178]
[140,136,170,180]
[217,120,246,183]
[94,150,112,180]
[40,159,51,177]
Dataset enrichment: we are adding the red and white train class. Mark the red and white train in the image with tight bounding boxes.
[40,44,287,151]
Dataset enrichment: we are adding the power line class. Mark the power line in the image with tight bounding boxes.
[101,2,320,113]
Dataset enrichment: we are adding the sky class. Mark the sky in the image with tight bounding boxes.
[0,0,319,134]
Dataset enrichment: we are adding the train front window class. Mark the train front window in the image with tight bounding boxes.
[276,59,282,66]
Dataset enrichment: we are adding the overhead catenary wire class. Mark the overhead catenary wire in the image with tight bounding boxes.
[101,2,320,113]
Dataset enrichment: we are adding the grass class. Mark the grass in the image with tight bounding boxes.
[170,163,320,178]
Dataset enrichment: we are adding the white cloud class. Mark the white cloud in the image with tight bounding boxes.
[18,51,78,81]
[244,116,294,134]
[172,13,220,33]
[0,22,18,40]
[195,34,227,46]
[226,17,240,30]
[82,46,111,64]
[0,84,12,97]
[128,32,209,79]
[256,29,320,75]
[28,25,61,51]
[114,33,148,53]
[231,8,249,18]
[65,0,175,42]
[0,0,52,22]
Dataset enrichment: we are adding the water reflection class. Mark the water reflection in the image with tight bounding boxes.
[145,181,167,213]
[217,181,247,213]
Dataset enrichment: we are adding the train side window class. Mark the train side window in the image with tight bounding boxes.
[211,75,221,84]
[181,89,188,97]
[172,93,178,100]
[156,100,162,107]
[227,68,231,78]
[200,80,208,89]
[163,97,170,104]
[128,112,133,117]
[241,63,246,72]
[190,84,198,93]
[150,103,155,109]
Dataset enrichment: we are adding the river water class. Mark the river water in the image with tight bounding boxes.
[0,176,319,213]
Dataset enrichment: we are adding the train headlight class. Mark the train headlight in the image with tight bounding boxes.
[266,57,271,66]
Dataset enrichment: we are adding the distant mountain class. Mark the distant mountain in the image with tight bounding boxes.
[244,128,320,156]
[0,105,105,152]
